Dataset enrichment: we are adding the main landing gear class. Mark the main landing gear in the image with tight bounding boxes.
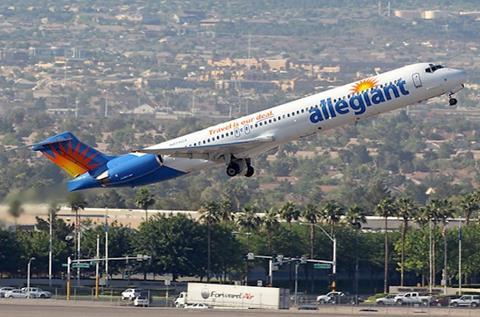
[226,157,255,178]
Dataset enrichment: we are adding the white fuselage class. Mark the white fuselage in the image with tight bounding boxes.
[154,63,466,174]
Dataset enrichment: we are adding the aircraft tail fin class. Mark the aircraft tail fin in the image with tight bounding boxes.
[33,131,110,177]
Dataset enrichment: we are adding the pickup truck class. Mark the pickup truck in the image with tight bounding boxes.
[394,292,432,306]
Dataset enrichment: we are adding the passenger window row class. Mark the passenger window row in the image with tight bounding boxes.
[189,79,396,147]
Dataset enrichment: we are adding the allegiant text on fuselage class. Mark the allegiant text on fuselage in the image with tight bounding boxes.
[309,79,410,124]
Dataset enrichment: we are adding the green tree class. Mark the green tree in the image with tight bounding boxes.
[136,214,206,280]
[0,229,20,276]
[135,188,156,220]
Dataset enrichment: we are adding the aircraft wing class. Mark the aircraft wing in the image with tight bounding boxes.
[139,135,275,160]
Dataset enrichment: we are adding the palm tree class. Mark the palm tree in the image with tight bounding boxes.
[262,207,279,253]
[279,201,300,229]
[434,199,455,290]
[135,188,156,221]
[67,192,87,261]
[198,201,221,281]
[459,193,478,225]
[395,197,416,286]
[236,206,261,233]
[302,204,321,259]
[218,198,234,223]
[320,200,345,236]
[344,204,367,300]
[375,197,396,294]
[344,204,367,229]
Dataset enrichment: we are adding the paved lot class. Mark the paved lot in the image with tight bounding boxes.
[1,299,479,317]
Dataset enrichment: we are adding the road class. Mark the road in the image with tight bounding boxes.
[0,299,478,317]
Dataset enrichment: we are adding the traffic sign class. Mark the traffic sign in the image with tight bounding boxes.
[314,263,331,269]
[72,263,90,268]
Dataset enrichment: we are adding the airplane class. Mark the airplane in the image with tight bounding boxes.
[33,63,466,191]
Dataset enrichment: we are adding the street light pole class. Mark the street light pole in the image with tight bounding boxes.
[105,213,109,287]
[268,259,273,286]
[443,223,448,295]
[294,262,299,307]
[66,256,71,300]
[77,228,81,286]
[49,210,53,287]
[332,236,337,291]
[458,220,462,294]
[95,234,100,299]
[429,220,433,293]
[27,257,36,299]
[300,223,336,290]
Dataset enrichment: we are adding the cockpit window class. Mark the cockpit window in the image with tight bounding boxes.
[425,64,444,73]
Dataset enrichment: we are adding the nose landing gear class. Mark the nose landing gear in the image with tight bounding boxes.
[448,93,458,106]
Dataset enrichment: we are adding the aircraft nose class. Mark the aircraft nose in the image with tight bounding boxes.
[452,68,467,85]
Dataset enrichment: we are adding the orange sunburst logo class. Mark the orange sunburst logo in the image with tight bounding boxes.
[351,78,378,94]
[42,140,100,177]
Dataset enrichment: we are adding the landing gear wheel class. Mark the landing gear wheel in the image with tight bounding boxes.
[449,98,457,106]
[226,162,240,177]
[245,165,255,177]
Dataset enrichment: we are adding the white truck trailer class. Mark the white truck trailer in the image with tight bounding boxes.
[175,283,290,309]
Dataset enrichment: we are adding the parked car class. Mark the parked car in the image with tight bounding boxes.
[394,292,432,306]
[184,303,209,309]
[0,287,14,298]
[20,287,51,299]
[133,295,150,307]
[450,295,480,308]
[121,288,143,301]
[4,289,28,298]
[376,294,397,306]
[316,291,345,304]
[430,295,456,307]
